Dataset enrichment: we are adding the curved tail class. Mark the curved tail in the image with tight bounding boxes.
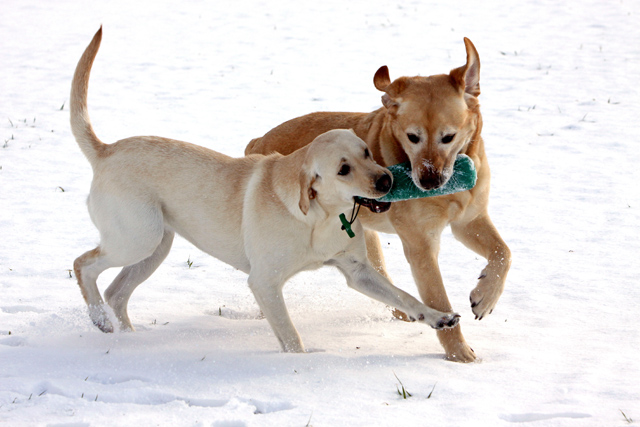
[70,27,106,166]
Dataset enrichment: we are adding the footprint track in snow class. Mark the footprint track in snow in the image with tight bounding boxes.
[500,412,591,423]
[1,305,47,314]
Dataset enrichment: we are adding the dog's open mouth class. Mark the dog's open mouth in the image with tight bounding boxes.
[354,197,392,213]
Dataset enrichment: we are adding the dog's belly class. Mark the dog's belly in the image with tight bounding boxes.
[163,205,251,274]
[180,226,250,273]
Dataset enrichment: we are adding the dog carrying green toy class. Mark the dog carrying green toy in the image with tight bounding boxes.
[341,154,477,238]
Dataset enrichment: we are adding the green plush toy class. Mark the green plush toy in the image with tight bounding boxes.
[342,155,477,238]
[376,154,477,202]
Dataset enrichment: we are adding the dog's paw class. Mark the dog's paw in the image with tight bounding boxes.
[435,313,460,330]
[438,327,477,363]
[92,315,114,333]
[89,304,114,333]
[410,311,460,330]
[119,323,135,332]
[470,268,505,320]
[280,339,306,353]
[445,342,477,363]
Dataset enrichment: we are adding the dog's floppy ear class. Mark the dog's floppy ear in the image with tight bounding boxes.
[298,170,317,215]
[449,37,481,97]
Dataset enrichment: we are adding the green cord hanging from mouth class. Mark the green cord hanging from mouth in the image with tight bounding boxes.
[340,199,362,238]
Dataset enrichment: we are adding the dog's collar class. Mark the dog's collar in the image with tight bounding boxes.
[339,199,362,238]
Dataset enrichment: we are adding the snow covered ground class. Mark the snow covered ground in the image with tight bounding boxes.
[1,0,639,425]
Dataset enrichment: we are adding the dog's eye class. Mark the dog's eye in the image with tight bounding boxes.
[338,164,351,176]
[407,133,420,144]
[442,133,456,144]
[364,148,370,159]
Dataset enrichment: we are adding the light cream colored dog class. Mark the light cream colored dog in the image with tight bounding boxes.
[245,38,511,361]
[70,28,460,353]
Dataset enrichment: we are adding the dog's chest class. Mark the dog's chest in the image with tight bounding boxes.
[308,218,351,261]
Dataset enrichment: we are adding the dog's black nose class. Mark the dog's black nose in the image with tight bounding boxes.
[419,171,444,190]
[375,173,392,193]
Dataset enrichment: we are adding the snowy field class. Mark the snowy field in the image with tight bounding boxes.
[1,0,639,425]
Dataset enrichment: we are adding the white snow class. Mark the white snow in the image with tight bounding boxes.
[1,0,639,425]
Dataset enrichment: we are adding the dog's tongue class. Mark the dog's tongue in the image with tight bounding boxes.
[354,197,392,213]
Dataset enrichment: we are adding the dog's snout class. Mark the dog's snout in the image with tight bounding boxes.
[375,173,392,194]
[419,172,444,190]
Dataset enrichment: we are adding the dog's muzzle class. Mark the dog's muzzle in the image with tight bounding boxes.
[354,197,392,213]
[355,172,393,213]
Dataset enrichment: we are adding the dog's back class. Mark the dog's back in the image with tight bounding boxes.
[245,111,378,156]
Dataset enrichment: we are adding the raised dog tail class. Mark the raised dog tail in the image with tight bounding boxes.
[70,26,106,166]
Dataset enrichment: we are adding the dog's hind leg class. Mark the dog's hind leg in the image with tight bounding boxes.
[74,247,117,332]
[104,229,175,331]
[75,226,165,332]
[76,193,166,332]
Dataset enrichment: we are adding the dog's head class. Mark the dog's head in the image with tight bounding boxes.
[374,38,482,191]
[299,129,392,215]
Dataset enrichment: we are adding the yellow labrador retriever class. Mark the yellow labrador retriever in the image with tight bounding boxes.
[70,28,460,353]
[245,39,511,361]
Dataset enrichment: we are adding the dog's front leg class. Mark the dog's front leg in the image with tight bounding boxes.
[247,272,305,353]
[328,256,460,331]
[451,213,511,320]
[395,224,477,362]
